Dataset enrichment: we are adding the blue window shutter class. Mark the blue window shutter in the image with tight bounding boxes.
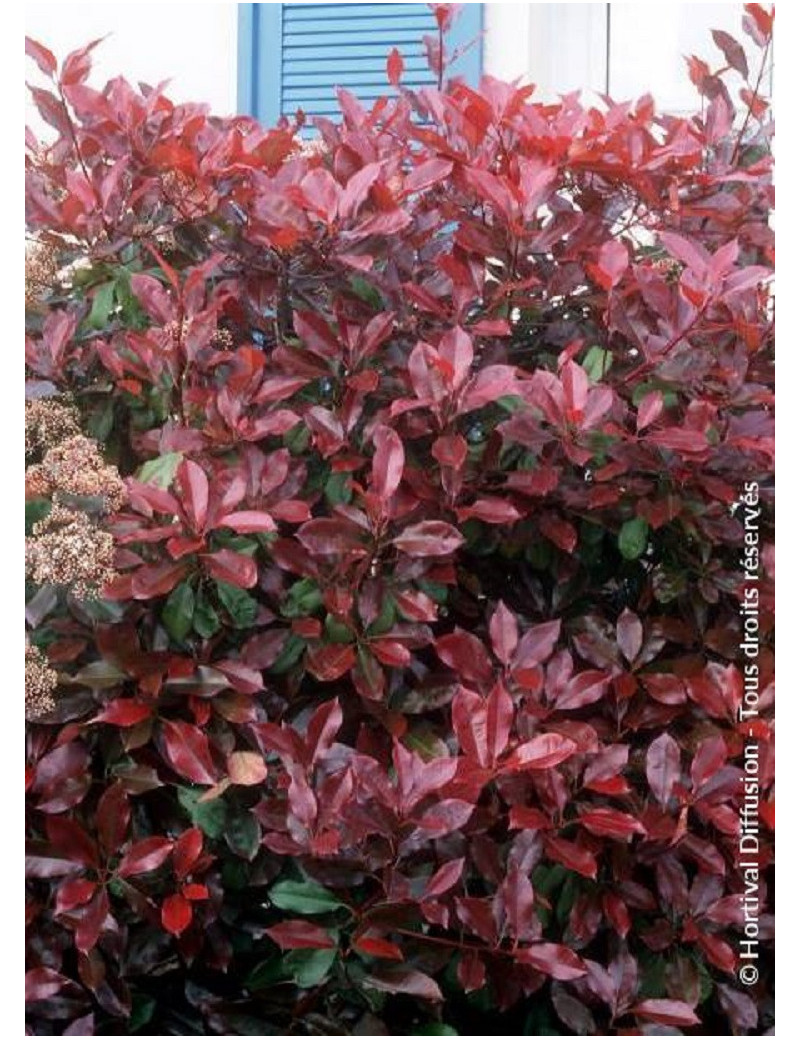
[238,3,483,126]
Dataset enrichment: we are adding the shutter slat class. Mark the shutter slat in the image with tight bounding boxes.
[280,2,437,121]
[284,4,428,20]
[238,3,483,127]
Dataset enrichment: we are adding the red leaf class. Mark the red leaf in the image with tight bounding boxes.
[416,799,474,838]
[61,38,103,87]
[588,239,628,290]
[393,521,464,557]
[129,273,174,325]
[432,433,468,469]
[266,920,335,950]
[132,561,190,600]
[631,999,700,1028]
[173,828,204,880]
[578,807,645,841]
[423,857,465,899]
[457,498,521,524]
[227,750,268,785]
[489,601,518,665]
[96,781,130,856]
[161,893,193,936]
[45,817,98,868]
[504,733,577,772]
[485,681,513,762]
[118,836,173,877]
[499,866,536,941]
[517,943,586,981]
[176,459,209,533]
[403,158,454,196]
[691,735,728,791]
[218,510,276,533]
[161,719,218,785]
[203,549,257,589]
[636,390,664,432]
[646,732,681,808]
[26,37,57,76]
[457,951,486,993]
[557,671,610,710]
[55,878,97,915]
[543,835,597,879]
[306,699,343,762]
[354,934,404,960]
[387,46,404,86]
[182,882,208,901]
[395,589,439,622]
[436,629,493,686]
[512,619,561,674]
[363,966,442,1000]
[25,967,73,1002]
[371,424,404,502]
[94,699,152,727]
[616,609,642,664]
[712,29,748,77]
[72,889,109,954]
[307,643,356,682]
[370,639,411,667]
[297,518,368,557]
[509,806,551,831]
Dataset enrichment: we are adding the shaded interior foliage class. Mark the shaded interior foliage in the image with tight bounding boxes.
[25,4,774,1035]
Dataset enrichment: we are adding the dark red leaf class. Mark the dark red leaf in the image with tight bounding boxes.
[631,999,700,1027]
[161,893,193,937]
[393,521,464,557]
[161,719,218,785]
[117,836,173,877]
[387,47,404,86]
[504,734,577,772]
[646,732,681,808]
[516,943,587,981]
[266,920,335,950]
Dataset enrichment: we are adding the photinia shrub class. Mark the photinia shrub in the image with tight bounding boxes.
[25,4,774,1034]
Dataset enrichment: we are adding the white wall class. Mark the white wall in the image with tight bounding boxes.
[25,2,768,135]
[25,2,239,132]
[485,2,762,112]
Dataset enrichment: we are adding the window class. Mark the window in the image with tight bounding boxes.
[238,2,484,127]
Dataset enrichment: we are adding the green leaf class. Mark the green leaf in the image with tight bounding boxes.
[632,380,678,409]
[177,786,227,839]
[216,581,259,628]
[245,957,287,991]
[582,345,613,381]
[137,452,183,489]
[26,498,51,535]
[193,589,221,639]
[286,948,337,988]
[365,596,396,637]
[618,516,649,560]
[225,812,261,861]
[269,879,345,915]
[128,993,157,1032]
[87,398,115,442]
[162,581,195,642]
[349,275,383,309]
[87,281,116,330]
[324,471,352,506]
[496,394,524,413]
[324,614,354,644]
[284,423,310,455]
[268,633,306,675]
[282,578,323,618]
[413,1027,458,1036]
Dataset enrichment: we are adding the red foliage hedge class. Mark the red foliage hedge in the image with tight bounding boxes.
[25,4,774,1034]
